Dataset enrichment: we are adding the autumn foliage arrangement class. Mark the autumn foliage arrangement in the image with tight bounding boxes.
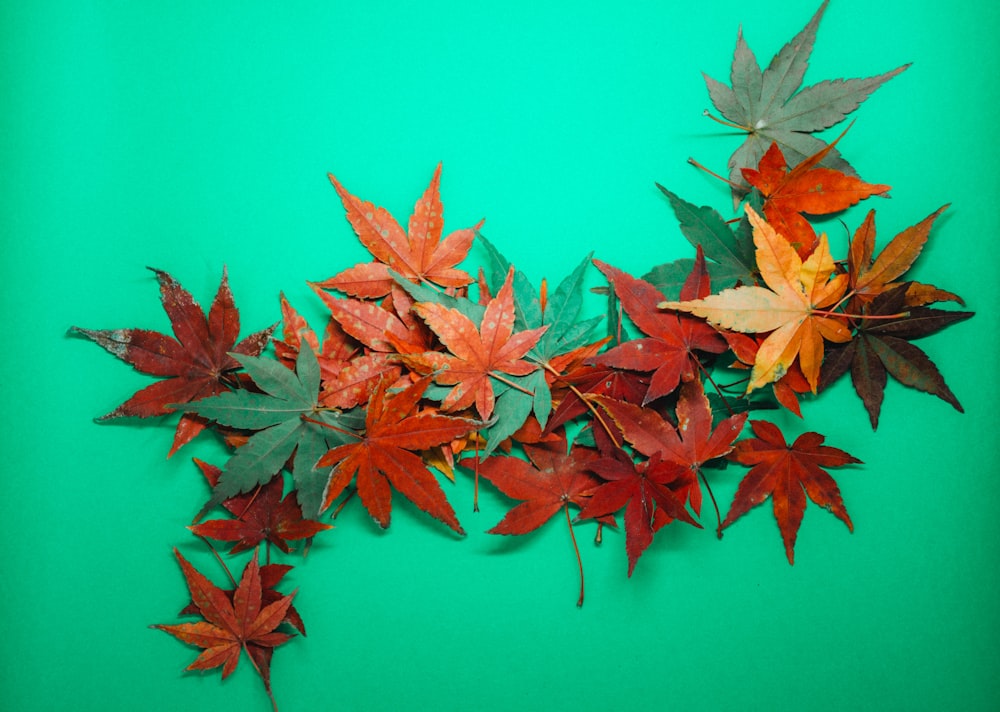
[69,3,973,709]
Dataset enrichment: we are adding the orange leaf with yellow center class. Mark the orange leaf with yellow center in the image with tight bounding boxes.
[660,205,851,393]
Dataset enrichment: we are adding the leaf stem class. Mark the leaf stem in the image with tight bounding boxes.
[699,470,724,539]
[688,156,742,189]
[300,414,362,439]
[538,361,619,445]
[331,487,357,519]
[694,359,735,418]
[198,536,237,587]
[564,504,585,607]
[702,109,751,132]
[488,371,535,396]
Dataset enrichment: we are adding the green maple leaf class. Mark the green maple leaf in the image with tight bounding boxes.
[645,186,758,298]
[185,346,363,519]
[702,0,908,199]
[477,233,603,433]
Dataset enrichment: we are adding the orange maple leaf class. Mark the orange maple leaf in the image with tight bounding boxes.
[316,163,481,298]
[404,267,548,420]
[660,205,851,393]
[742,133,890,256]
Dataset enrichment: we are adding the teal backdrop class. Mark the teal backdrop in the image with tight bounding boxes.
[3,1,998,710]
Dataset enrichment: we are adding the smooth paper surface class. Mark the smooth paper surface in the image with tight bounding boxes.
[3,1,997,710]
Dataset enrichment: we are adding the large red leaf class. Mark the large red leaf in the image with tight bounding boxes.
[316,377,477,533]
[722,420,861,563]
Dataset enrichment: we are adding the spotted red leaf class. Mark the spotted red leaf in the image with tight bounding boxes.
[152,548,296,701]
[404,267,548,420]
[315,163,480,298]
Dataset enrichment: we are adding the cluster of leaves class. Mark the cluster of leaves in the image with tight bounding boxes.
[69,3,972,709]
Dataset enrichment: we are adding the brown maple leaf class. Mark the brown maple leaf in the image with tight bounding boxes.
[316,376,478,532]
[847,206,963,308]
[315,163,480,298]
[188,459,333,555]
[403,267,548,420]
[722,420,861,564]
[742,134,890,256]
[661,205,852,393]
[152,548,296,706]
[70,267,275,455]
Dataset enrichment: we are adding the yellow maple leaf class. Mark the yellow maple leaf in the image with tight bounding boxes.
[659,205,851,393]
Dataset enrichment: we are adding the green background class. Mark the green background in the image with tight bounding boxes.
[3,1,998,710]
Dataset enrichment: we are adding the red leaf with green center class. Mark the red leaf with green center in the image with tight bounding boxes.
[722,420,861,564]
[316,377,478,532]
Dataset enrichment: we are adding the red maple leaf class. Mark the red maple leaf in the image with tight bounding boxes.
[578,449,701,576]
[722,420,861,563]
[315,163,480,298]
[152,548,296,706]
[188,459,333,555]
[404,267,548,420]
[465,438,604,605]
[589,256,727,403]
[180,561,308,637]
[592,377,747,519]
[316,376,478,532]
[70,267,275,454]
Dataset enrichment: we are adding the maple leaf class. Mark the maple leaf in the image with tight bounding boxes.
[179,561,309,637]
[702,0,908,199]
[315,163,480,298]
[646,186,757,297]
[70,267,275,455]
[589,256,728,403]
[821,283,974,429]
[272,294,399,411]
[742,136,890,256]
[846,207,964,308]
[185,346,364,520]
[465,438,604,606]
[578,450,701,576]
[476,237,605,446]
[152,548,296,706]
[660,205,852,393]
[722,420,861,564]
[316,376,478,533]
[591,378,747,519]
[189,459,333,555]
[403,266,548,421]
